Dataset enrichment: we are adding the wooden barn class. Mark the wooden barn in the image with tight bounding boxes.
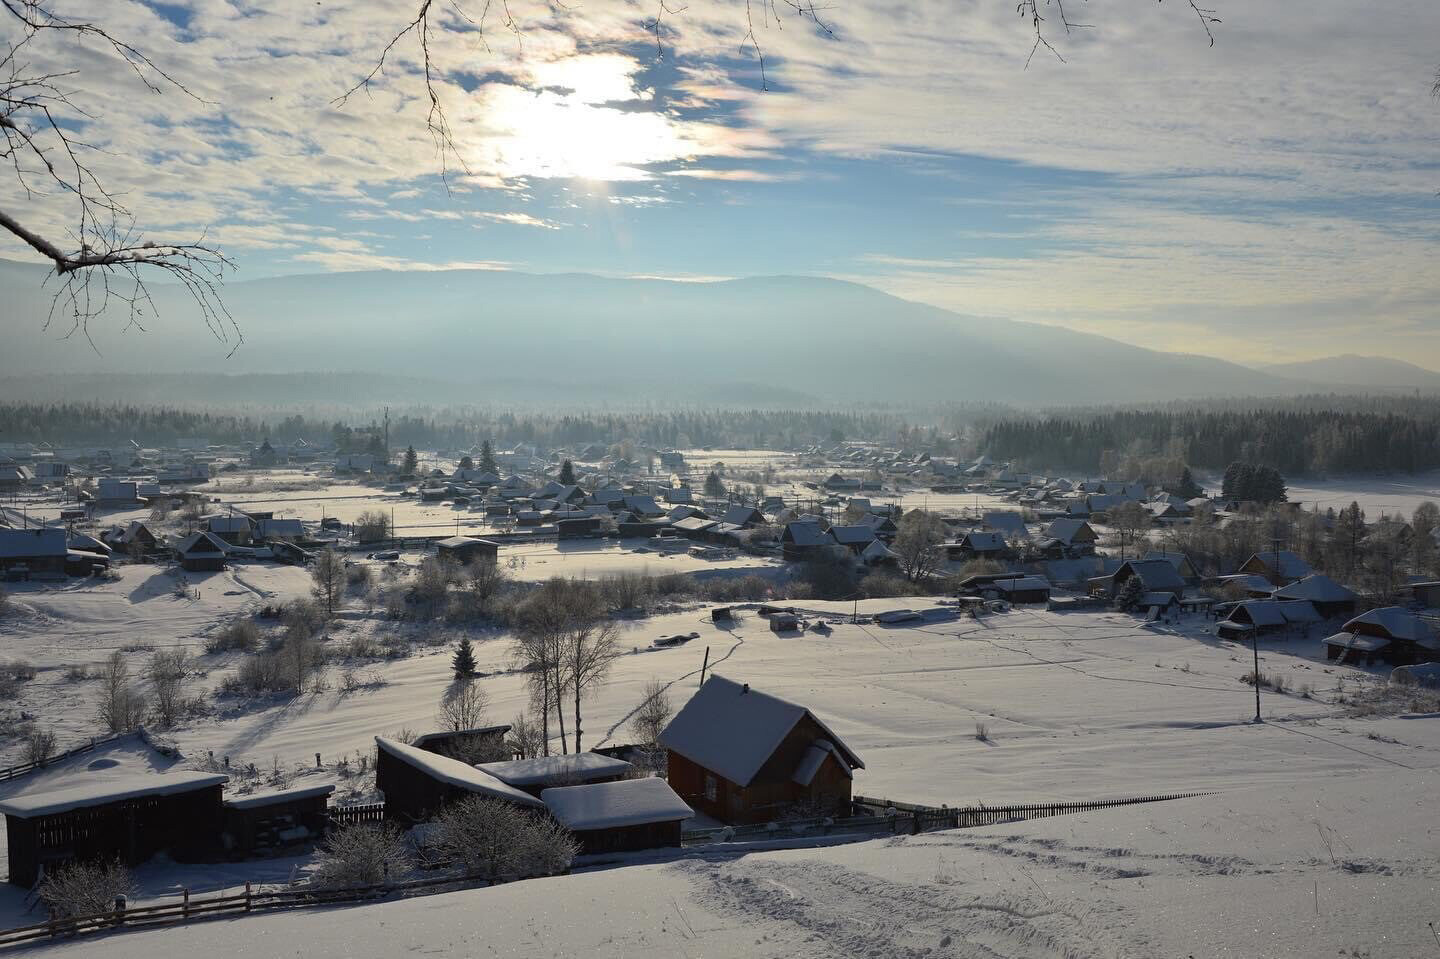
[1240,550,1314,587]
[221,784,334,858]
[541,777,692,855]
[0,528,67,579]
[1271,574,1358,619]
[374,736,544,824]
[175,531,228,572]
[659,675,864,825]
[478,753,635,799]
[0,737,228,888]
[556,516,604,539]
[1088,559,1186,602]
[434,535,499,566]
[1323,607,1440,667]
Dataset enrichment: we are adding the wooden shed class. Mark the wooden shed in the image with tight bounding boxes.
[221,783,334,858]
[542,777,692,855]
[556,516,604,539]
[374,736,544,824]
[434,535,500,566]
[660,676,863,825]
[477,753,635,799]
[0,759,227,888]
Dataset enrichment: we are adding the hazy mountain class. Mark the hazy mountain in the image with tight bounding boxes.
[1254,354,1440,391]
[0,258,1322,407]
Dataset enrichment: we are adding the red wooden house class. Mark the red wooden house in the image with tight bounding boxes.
[660,676,863,825]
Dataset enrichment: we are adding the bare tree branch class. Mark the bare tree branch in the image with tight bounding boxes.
[0,0,234,350]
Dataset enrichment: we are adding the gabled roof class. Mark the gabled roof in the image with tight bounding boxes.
[1343,607,1435,644]
[961,531,1008,551]
[1116,559,1187,593]
[830,525,877,546]
[659,675,863,787]
[0,527,66,559]
[981,512,1028,538]
[1273,573,1357,603]
[1044,518,1093,544]
[1244,550,1313,579]
[374,737,543,808]
[175,531,228,556]
[721,504,765,527]
[783,521,835,548]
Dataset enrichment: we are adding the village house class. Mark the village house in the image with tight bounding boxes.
[659,676,864,824]
[1240,550,1314,587]
[541,777,692,855]
[103,521,160,558]
[0,527,67,579]
[175,531,229,572]
[945,531,1010,563]
[1270,573,1358,619]
[96,478,139,505]
[1323,607,1440,667]
[435,536,499,565]
[256,518,305,541]
[1142,551,1200,584]
[1215,600,1322,640]
[1088,558,1187,603]
[781,521,837,561]
[206,515,254,546]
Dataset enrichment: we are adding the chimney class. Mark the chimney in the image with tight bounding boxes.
[742,683,749,694]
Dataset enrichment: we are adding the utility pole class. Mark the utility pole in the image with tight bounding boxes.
[383,407,390,460]
[1252,631,1262,723]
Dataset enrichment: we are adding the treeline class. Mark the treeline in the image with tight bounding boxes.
[0,403,915,452]
[982,402,1440,475]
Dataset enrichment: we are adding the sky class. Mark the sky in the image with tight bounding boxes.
[3,0,1440,366]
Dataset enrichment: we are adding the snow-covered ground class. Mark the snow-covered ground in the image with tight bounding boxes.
[1283,470,1440,518]
[22,766,1439,958]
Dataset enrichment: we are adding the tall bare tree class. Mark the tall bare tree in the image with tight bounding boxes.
[310,549,346,617]
[893,509,947,583]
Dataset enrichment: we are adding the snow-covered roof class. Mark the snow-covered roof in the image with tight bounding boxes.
[541,777,692,831]
[830,525,877,546]
[1236,600,1289,627]
[659,675,862,787]
[1118,560,1187,593]
[176,531,228,556]
[784,521,834,548]
[1322,631,1391,652]
[434,535,498,550]
[1343,607,1435,644]
[993,576,1051,593]
[1245,550,1313,579]
[981,512,1028,537]
[225,783,335,810]
[1273,574,1357,603]
[0,527,66,559]
[961,531,1008,551]
[477,753,634,787]
[374,737,543,808]
[792,740,853,786]
[0,769,228,818]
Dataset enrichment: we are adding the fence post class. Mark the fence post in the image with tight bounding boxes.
[245,881,252,913]
[183,888,190,919]
[112,895,127,929]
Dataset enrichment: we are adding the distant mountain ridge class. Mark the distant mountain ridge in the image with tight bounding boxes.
[1254,354,1440,390]
[0,258,1425,407]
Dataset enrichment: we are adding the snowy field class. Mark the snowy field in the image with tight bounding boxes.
[1282,470,1440,518]
[21,768,1439,959]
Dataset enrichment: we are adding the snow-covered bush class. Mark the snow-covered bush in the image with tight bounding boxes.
[39,860,134,919]
[431,797,578,880]
[207,619,260,653]
[23,725,56,765]
[310,823,413,889]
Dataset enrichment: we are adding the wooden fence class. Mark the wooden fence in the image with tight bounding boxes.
[0,869,545,949]
[853,791,1216,830]
[0,735,123,784]
[327,802,386,827]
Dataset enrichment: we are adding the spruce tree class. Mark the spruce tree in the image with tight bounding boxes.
[459,455,474,470]
[558,459,575,485]
[452,637,477,680]
[479,440,498,475]
[402,445,419,475]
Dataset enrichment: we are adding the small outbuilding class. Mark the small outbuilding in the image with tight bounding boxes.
[478,753,635,798]
[222,783,334,858]
[435,535,500,565]
[542,777,692,855]
[374,736,543,824]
